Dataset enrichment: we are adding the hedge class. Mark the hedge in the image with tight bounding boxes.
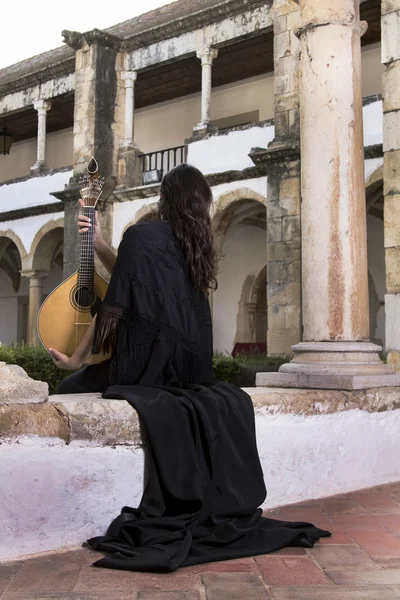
[0,344,290,394]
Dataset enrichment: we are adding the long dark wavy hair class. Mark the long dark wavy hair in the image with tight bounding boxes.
[158,163,217,294]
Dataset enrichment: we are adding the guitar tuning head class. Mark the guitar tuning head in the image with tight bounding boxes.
[87,157,98,174]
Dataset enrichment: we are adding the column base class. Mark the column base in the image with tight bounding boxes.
[257,342,400,390]
[31,162,50,177]
[192,121,218,137]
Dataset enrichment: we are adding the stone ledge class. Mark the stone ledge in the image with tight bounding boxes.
[247,386,400,415]
[1,388,399,445]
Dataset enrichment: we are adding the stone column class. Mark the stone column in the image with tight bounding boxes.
[31,100,51,176]
[250,0,302,356]
[118,69,143,187]
[257,0,400,389]
[21,270,48,346]
[193,46,218,136]
[52,29,125,277]
[121,71,137,146]
[382,0,400,366]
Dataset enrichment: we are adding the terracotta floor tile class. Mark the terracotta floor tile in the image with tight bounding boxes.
[320,495,369,515]
[183,558,257,573]
[255,557,329,586]
[138,593,201,600]
[75,567,200,593]
[3,593,135,600]
[326,569,400,584]
[318,533,353,544]
[269,586,400,599]
[376,558,400,569]
[7,551,87,593]
[0,562,23,596]
[309,544,377,569]
[349,530,400,559]
[327,515,388,534]
[347,492,400,514]
[202,573,270,600]
[273,548,307,556]
[375,515,400,536]
[269,508,333,531]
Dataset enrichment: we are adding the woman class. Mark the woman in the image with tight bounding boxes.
[50,164,330,572]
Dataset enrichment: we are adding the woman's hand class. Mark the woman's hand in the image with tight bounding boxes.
[78,199,103,250]
[49,349,83,371]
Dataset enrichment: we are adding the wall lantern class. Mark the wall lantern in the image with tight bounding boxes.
[0,123,13,155]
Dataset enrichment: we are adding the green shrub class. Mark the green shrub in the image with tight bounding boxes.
[0,344,291,394]
[212,352,290,387]
[0,343,70,395]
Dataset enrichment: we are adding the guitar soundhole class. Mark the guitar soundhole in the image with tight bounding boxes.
[74,286,95,309]
[71,285,102,316]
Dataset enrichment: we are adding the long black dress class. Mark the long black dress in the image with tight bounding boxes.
[70,220,330,571]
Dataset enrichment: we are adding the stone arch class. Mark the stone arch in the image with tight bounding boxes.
[0,230,27,263]
[0,232,25,293]
[212,188,266,254]
[235,266,267,345]
[24,218,64,272]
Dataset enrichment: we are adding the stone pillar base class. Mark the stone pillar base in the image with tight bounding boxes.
[30,163,50,177]
[193,121,217,137]
[257,342,400,389]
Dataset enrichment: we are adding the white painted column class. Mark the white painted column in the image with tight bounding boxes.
[32,100,51,173]
[121,71,138,148]
[21,270,48,346]
[258,0,400,389]
[194,46,218,135]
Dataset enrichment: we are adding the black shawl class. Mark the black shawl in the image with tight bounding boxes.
[87,220,330,572]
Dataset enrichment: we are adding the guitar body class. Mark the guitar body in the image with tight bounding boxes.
[38,270,109,365]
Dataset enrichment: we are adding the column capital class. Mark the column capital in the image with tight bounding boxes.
[33,100,51,114]
[121,71,137,87]
[20,269,49,281]
[196,46,218,65]
[294,0,367,38]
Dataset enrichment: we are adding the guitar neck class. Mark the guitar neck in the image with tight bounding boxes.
[78,206,95,288]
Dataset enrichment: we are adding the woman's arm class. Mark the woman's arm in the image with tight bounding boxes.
[78,200,117,276]
[49,315,97,370]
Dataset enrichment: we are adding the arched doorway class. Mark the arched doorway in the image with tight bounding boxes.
[212,189,267,354]
[0,234,24,344]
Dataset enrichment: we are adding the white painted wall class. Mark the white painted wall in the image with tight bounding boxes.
[213,222,266,353]
[363,99,383,147]
[0,171,70,213]
[367,214,386,347]
[188,124,275,175]
[0,438,145,560]
[254,406,400,508]
[0,130,73,183]
[2,404,400,560]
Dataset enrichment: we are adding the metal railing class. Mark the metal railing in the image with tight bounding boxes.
[140,146,186,184]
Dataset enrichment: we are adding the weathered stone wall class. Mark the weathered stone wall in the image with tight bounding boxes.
[265,0,302,355]
[383,0,400,355]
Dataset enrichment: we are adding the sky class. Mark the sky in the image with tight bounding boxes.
[0,0,177,69]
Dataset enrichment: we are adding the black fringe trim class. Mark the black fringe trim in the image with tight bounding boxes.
[93,303,210,386]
